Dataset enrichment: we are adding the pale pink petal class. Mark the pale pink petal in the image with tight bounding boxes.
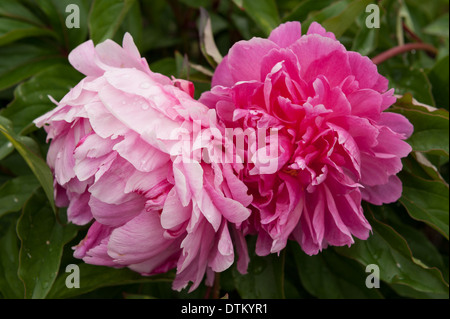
[208,222,234,272]
[107,211,179,265]
[68,40,104,77]
[89,195,145,227]
[67,191,92,225]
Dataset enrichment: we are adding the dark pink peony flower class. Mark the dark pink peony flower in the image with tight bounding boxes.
[200,22,413,256]
[34,33,252,291]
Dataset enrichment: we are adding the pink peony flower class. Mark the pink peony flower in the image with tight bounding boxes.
[34,33,252,292]
[200,22,413,256]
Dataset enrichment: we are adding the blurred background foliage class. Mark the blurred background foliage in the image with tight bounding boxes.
[0,0,448,299]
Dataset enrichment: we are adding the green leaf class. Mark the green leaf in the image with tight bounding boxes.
[47,263,174,299]
[321,0,373,38]
[0,116,55,213]
[423,13,449,38]
[385,66,436,107]
[0,218,24,299]
[282,0,335,23]
[0,43,65,91]
[352,18,379,56]
[179,0,211,8]
[385,214,448,281]
[291,244,383,298]
[1,64,83,134]
[150,58,178,78]
[17,190,78,299]
[236,0,280,37]
[0,175,40,219]
[303,0,350,30]
[391,94,449,156]
[232,237,285,298]
[0,136,14,160]
[33,0,90,50]
[89,0,136,44]
[335,208,449,297]
[116,0,142,49]
[0,0,44,26]
[428,56,449,110]
[198,8,223,68]
[389,94,449,156]
[402,152,448,183]
[0,18,56,46]
[399,171,449,239]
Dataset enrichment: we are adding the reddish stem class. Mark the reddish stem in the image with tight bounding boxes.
[371,43,438,65]
[402,21,423,43]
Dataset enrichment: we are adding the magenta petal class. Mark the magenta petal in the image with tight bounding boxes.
[306,22,337,40]
[373,126,413,158]
[289,34,346,78]
[347,89,382,120]
[378,112,414,138]
[348,51,389,92]
[227,38,279,83]
[211,56,234,87]
[323,185,354,247]
[360,152,403,186]
[268,21,302,48]
[303,49,351,87]
[362,175,403,205]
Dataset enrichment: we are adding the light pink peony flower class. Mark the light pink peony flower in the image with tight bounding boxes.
[200,22,413,256]
[34,33,252,292]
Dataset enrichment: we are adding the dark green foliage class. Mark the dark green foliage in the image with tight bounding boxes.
[0,0,448,299]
